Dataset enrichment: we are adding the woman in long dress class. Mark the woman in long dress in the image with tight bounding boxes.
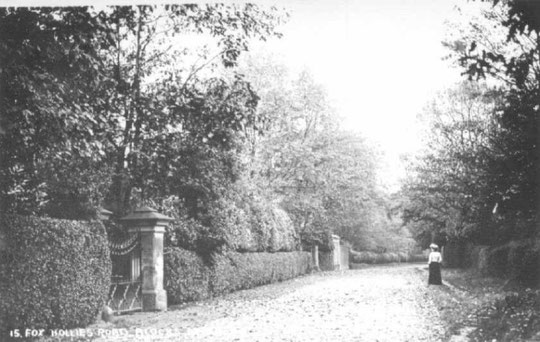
[428,243,442,285]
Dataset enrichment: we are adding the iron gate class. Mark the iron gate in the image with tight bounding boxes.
[107,232,142,314]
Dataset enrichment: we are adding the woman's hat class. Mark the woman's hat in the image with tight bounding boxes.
[430,243,438,249]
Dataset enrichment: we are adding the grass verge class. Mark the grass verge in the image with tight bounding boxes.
[421,267,540,342]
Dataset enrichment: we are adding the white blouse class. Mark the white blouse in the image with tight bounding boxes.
[428,251,442,264]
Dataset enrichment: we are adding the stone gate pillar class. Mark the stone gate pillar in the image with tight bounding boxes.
[121,206,172,311]
[332,235,341,270]
[311,245,320,271]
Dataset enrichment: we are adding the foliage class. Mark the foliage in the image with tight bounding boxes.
[211,250,312,295]
[483,241,540,286]
[0,7,114,217]
[163,190,298,254]
[163,247,312,305]
[92,4,286,215]
[402,81,506,246]
[349,250,415,264]
[470,289,540,342]
[0,215,111,335]
[0,5,286,219]
[164,247,211,304]
[436,0,540,244]
[238,57,413,252]
[487,244,511,277]
[431,251,540,342]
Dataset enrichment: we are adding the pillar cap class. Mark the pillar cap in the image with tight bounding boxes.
[120,206,173,227]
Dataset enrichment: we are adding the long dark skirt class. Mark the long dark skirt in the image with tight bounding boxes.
[428,262,442,285]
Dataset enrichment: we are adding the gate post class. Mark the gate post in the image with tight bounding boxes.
[121,206,172,312]
[332,235,341,270]
[311,245,320,271]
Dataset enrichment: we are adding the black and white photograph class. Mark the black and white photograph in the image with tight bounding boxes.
[0,0,539,341]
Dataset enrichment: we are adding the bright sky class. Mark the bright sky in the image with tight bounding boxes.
[252,0,475,192]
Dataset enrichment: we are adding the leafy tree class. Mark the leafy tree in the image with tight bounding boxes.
[238,57,413,252]
[403,82,504,245]
[0,5,286,219]
[405,0,540,247]
[90,5,286,215]
[447,0,540,241]
[0,7,115,217]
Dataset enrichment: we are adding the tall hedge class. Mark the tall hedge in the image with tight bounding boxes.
[0,215,111,335]
[349,250,414,264]
[168,199,299,254]
[164,247,312,305]
[164,247,211,304]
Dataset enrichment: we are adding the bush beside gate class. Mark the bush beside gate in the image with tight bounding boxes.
[0,215,111,335]
[165,247,312,305]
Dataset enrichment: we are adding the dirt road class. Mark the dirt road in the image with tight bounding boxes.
[91,264,448,342]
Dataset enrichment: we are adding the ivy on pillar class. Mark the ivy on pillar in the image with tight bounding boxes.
[120,206,172,311]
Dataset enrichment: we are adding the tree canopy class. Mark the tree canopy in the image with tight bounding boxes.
[404,0,540,247]
[0,5,416,256]
[0,5,286,218]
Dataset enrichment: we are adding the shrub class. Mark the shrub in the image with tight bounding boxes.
[267,208,298,252]
[168,216,229,256]
[210,251,312,295]
[386,252,400,263]
[247,199,274,251]
[444,241,469,268]
[508,242,540,286]
[350,250,417,264]
[164,247,211,305]
[470,289,540,342]
[206,197,258,252]
[166,197,298,254]
[0,215,111,335]
[167,218,205,251]
[408,253,428,262]
[164,247,312,304]
[397,252,410,262]
[209,252,242,294]
[375,253,391,264]
[470,245,490,272]
[350,250,376,264]
[487,245,511,277]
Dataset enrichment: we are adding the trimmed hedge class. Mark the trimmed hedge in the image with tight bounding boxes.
[164,248,211,304]
[0,215,111,335]
[164,247,312,305]
[349,250,415,264]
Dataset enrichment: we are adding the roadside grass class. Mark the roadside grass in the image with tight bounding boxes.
[423,267,540,342]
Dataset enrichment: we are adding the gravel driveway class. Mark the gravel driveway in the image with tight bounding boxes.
[91,264,447,342]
